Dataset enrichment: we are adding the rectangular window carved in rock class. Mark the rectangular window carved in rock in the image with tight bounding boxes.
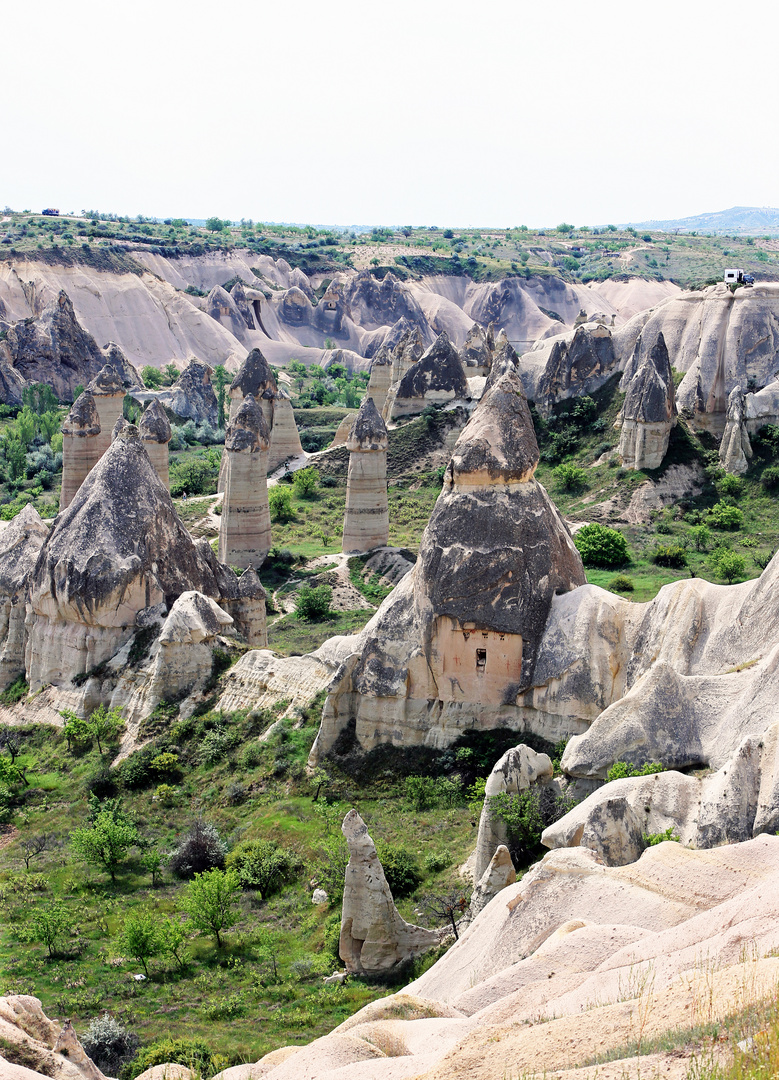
[476,648,487,671]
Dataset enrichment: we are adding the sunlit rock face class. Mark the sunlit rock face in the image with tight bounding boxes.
[0,504,49,691]
[342,396,389,554]
[60,390,101,509]
[391,331,468,418]
[139,398,172,489]
[617,332,676,470]
[719,384,752,475]
[227,347,302,471]
[218,394,271,569]
[86,363,126,459]
[312,370,585,761]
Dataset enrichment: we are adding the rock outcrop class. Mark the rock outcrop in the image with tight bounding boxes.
[460,322,493,375]
[60,390,102,509]
[617,333,676,470]
[340,810,440,974]
[206,285,249,340]
[342,396,389,554]
[0,290,105,401]
[228,281,256,330]
[227,347,302,471]
[25,425,245,693]
[101,341,141,389]
[531,323,618,415]
[0,505,48,690]
[364,344,393,416]
[392,331,468,418]
[218,395,271,569]
[312,370,586,760]
[719,384,753,475]
[469,845,516,920]
[139,399,172,489]
[153,359,219,427]
[86,364,126,459]
[0,994,108,1080]
[0,359,25,406]
[223,568,267,649]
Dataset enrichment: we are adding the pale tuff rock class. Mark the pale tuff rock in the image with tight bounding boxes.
[314,280,348,335]
[577,796,646,866]
[218,395,272,569]
[139,399,172,489]
[469,845,516,919]
[617,333,676,470]
[474,744,554,881]
[268,387,303,471]
[279,286,314,326]
[344,270,430,335]
[719,384,753,475]
[328,413,354,448]
[0,290,105,401]
[312,371,585,761]
[229,281,257,330]
[392,331,468,417]
[228,347,303,471]
[342,396,389,553]
[340,810,440,974]
[0,505,48,691]
[483,330,519,391]
[86,363,126,459]
[152,358,219,426]
[217,649,334,716]
[206,284,249,341]
[533,323,617,414]
[225,569,268,649]
[25,427,243,693]
[382,324,425,420]
[101,341,142,389]
[365,343,392,416]
[0,994,108,1080]
[460,322,492,375]
[60,390,101,509]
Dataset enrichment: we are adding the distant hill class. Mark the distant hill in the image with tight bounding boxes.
[624,206,779,236]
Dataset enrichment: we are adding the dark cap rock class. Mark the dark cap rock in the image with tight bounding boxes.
[62,390,101,437]
[347,395,388,452]
[396,331,468,400]
[225,393,269,453]
[88,364,125,397]
[448,371,538,485]
[230,348,277,399]
[139,399,172,444]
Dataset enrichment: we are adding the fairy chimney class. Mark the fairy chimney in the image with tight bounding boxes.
[139,399,172,489]
[342,396,389,554]
[218,395,272,569]
[60,390,101,509]
[87,364,125,458]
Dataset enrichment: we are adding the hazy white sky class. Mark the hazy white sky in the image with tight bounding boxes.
[3,0,777,227]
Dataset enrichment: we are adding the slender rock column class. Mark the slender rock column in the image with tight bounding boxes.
[139,400,172,489]
[342,396,389,553]
[87,364,126,459]
[60,391,101,509]
[218,395,271,569]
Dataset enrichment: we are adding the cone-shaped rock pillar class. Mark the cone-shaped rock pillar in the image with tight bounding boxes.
[139,399,172,489]
[60,390,101,509]
[342,396,389,554]
[227,347,302,472]
[719,384,753,476]
[618,333,676,470]
[87,364,125,459]
[366,344,393,416]
[218,395,271,569]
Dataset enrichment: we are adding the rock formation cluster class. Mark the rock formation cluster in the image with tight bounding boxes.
[227,348,303,471]
[392,331,468,417]
[218,395,272,569]
[342,396,389,553]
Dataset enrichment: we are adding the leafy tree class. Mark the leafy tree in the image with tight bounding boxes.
[212,364,230,429]
[0,753,29,789]
[141,365,164,389]
[129,1038,215,1080]
[184,868,241,947]
[119,909,162,975]
[61,710,91,751]
[29,902,71,958]
[488,789,544,866]
[653,544,688,568]
[268,486,294,522]
[88,704,123,754]
[374,841,422,898]
[170,819,226,878]
[71,810,140,883]
[292,466,319,498]
[225,838,297,896]
[708,502,744,530]
[552,462,587,492]
[718,473,743,498]
[574,523,630,568]
[141,848,165,886]
[689,524,711,552]
[713,549,747,584]
[254,925,282,981]
[159,916,189,968]
[205,217,230,233]
[295,584,332,621]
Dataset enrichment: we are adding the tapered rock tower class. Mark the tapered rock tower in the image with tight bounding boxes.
[227,347,302,472]
[342,396,389,554]
[139,400,172,489]
[60,391,101,509]
[618,333,676,470]
[87,364,125,459]
[218,395,271,569]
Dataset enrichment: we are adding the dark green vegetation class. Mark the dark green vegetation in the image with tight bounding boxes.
[0,704,560,1075]
[0,388,65,519]
[4,213,779,288]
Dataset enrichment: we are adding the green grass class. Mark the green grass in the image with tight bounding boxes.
[267,609,374,656]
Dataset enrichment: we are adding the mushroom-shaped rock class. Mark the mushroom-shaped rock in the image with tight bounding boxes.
[60,390,101,509]
[224,568,267,648]
[392,331,468,417]
[267,386,303,472]
[343,397,389,553]
[618,333,676,470]
[474,743,554,881]
[365,343,393,416]
[139,399,172,488]
[719,384,753,475]
[0,505,49,690]
[469,845,516,919]
[461,322,492,373]
[218,395,272,569]
[87,363,126,457]
[26,426,237,691]
[340,810,440,974]
[229,347,277,425]
[102,341,142,389]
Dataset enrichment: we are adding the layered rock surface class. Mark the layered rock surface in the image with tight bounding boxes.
[60,390,101,509]
[617,333,676,469]
[139,398,172,488]
[392,331,468,418]
[86,364,126,458]
[342,396,389,553]
[218,395,271,569]
[150,358,219,426]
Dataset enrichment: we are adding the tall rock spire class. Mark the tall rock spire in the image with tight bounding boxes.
[342,396,389,554]
[218,394,272,569]
[60,390,101,509]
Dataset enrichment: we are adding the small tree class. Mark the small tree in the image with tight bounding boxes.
[61,710,91,752]
[295,585,332,621]
[552,463,587,492]
[29,902,71,958]
[269,486,294,523]
[292,466,319,498]
[254,925,282,981]
[689,524,711,552]
[708,502,745,530]
[574,523,630,568]
[88,704,123,755]
[119,909,162,975]
[714,549,747,584]
[20,833,49,870]
[419,891,470,940]
[184,868,241,947]
[488,789,544,867]
[213,364,230,429]
[141,848,165,886]
[159,916,189,969]
[71,810,140,883]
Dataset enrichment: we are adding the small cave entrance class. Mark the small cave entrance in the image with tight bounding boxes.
[476,648,487,672]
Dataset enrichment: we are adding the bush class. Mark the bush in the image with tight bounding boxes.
[169,820,227,879]
[552,462,587,492]
[608,574,634,593]
[130,1039,215,1080]
[292,466,319,498]
[295,584,332,621]
[689,524,711,552]
[198,726,238,765]
[708,501,744,530]
[644,826,680,846]
[718,473,743,498]
[606,760,665,782]
[404,775,462,811]
[574,523,630,568]
[226,838,298,896]
[80,1014,139,1076]
[762,465,779,491]
[652,544,688,568]
[713,549,747,584]
[374,841,422,898]
[120,745,156,789]
[269,485,294,522]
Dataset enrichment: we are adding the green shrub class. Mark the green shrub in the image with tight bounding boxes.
[574,523,630,568]
[653,544,688,568]
[718,473,743,498]
[713,549,747,584]
[225,838,299,896]
[644,826,680,845]
[606,760,665,782]
[130,1038,215,1080]
[269,486,294,522]
[374,841,422,897]
[170,820,226,879]
[292,466,319,498]
[608,574,634,593]
[708,501,744,530]
[0,677,28,705]
[404,775,462,811]
[423,851,451,874]
[295,584,332,620]
[762,465,779,491]
[552,462,587,492]
[120,746,157,789]
[689,524,711,552]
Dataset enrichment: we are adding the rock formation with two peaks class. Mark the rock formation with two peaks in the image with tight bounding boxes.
[228,348,303,472]
[719,384,753,474]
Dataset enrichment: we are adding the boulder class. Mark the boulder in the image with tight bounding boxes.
[719,384,752,475]
[139,399,172,489]
[218,395,272,569]
[392,331,468,418]
[617,333,676,470]
[578,796,646,866]
[60,389,101,509]
[0,290,104,401]
[340,810,440,974]
[342,397,389,554]
[469,845,516,919]
[0,505,48,690]
[312,370,586,760]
